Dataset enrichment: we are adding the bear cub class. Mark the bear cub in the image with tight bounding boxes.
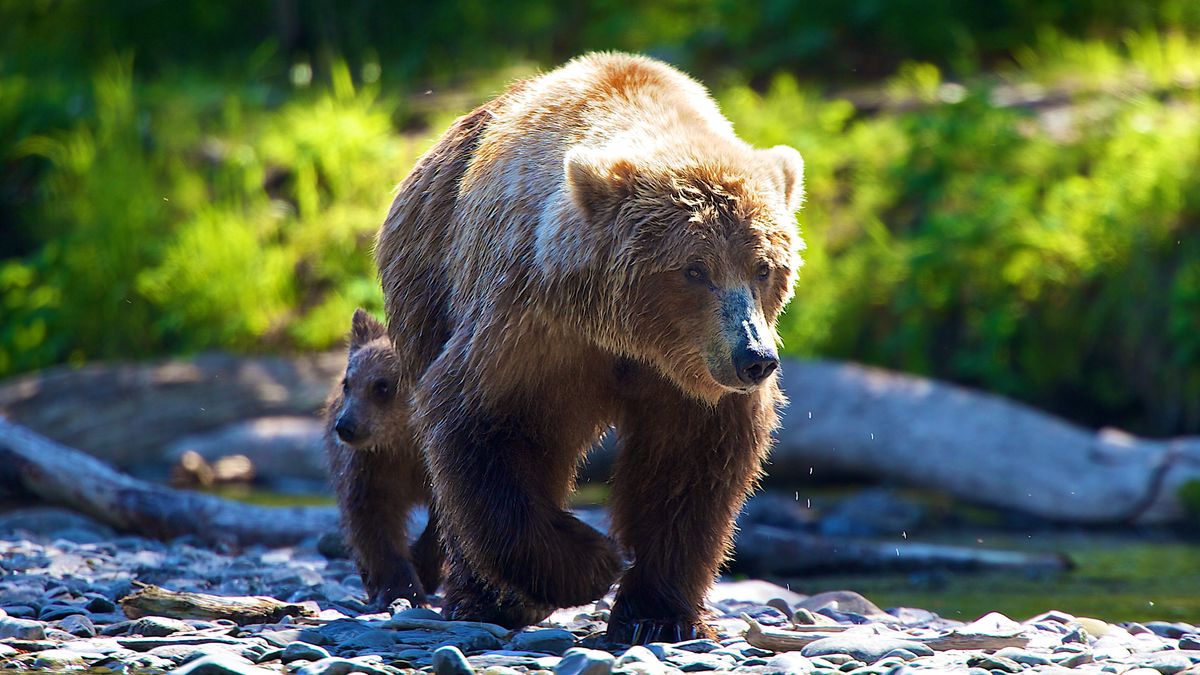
[324,309,443,608]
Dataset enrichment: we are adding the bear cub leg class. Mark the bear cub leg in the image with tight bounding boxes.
[325,309,444,609]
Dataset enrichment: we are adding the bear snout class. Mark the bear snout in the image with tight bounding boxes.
[335,414,363,444]
[733,345,779,385]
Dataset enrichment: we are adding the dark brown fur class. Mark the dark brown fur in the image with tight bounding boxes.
[323,309,445,608]
[374,53,804,642]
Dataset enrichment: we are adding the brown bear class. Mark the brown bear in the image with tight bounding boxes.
[323,309,444,608]
[375,52,804,643]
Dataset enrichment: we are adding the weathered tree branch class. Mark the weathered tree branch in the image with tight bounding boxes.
[0,419,338,547]
[772,361,1200,524]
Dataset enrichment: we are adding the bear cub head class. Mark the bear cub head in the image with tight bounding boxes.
[565,144,805,403]
[327,309,406,450]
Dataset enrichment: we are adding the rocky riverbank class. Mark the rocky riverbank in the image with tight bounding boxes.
[0,512,1197,674]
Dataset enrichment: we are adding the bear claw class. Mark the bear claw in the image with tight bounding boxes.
[606,617,705,645]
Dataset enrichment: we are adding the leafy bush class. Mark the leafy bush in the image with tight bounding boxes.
[722,36,1200,434]
[3,27,1200,436]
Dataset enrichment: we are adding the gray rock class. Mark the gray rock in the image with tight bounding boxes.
[86,596,119,614]
[510,627,577,655]
[1146,622,1195,639]
[171,652,276,675]
[993,647,1051,666]
[32,649,88,670]
[801,636,934,664]
[763,652,814,674]
[797,591,890,623]
[1055,651,1094,668]
[0,616,46,640]
[1180,634,1200,650]
[282,642,332,664]
[469,651,559,670]
[58,613,97,637]
[1125,652,1196,675]
[130,616,192,637]
[615,645,659,666]
[966,653,1022,672]
[294,657,389,675]
[555,647,615,675]
[337,629,395,651]
[299,619,373,646]
[666,651,735,672]
[1062,624,1090,644]
[433,645,474,675]
[38,604,87,621]
[881,649,918,662]
[0,605,36,618]
[672,639,721,654]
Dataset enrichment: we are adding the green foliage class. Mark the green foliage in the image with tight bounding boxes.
[3,7,1200,436]
[724,36,1200,433]
[1,58,428,372]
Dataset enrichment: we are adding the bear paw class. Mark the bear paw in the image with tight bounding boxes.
[442,579,554,629]
[505,514,623,607]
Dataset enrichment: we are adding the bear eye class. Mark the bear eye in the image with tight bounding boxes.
[755,263,771,281]
[684,264,708,283]
[372,378,393,400]
[341,377,349,393]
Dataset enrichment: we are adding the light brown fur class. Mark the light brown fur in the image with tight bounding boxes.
[374,53,804,642]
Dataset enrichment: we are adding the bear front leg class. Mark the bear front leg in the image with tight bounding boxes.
[441,546,556,628]
[607,379,778,644]
[416,380,622,614]
[328,444,429,609]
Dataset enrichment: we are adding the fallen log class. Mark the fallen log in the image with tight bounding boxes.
[771,361,1200,525]
[0,419,338,548]
[6,354,1200,525]
[120,584,316,625]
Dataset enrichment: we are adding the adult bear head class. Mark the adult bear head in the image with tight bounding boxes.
[563,143,805,404]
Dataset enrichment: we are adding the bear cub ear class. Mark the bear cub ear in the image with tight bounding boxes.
[564,147,639,221]
[760,145,805,212]
[349,308,387,350]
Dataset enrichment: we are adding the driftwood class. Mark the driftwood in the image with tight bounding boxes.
[0,415,1069,573]
[120,584,315,624]
[732,525,1071,577]
[772,361,1200,524]
[5,353,1200,524]
[0,419,338,547]
[742,615,1031,653]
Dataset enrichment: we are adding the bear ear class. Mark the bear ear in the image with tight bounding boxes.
[564,147,639,221]
[349,308,387,350]
[760,145,805,212]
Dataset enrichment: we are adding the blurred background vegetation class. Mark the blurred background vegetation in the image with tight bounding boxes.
[2,0,1200,435]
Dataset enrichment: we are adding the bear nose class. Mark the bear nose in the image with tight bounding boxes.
[335,416,360,443]
[734,349,779,385]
